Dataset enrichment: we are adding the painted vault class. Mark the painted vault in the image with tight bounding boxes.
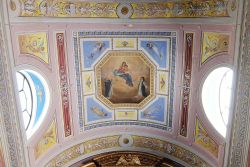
[74,32,176,131]
[0,0,241,165]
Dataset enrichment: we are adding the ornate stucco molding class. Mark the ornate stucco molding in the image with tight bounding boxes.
[228,0,250,166]
[0,2,27,167]
[18,1,229,18]
[45,135,211,167]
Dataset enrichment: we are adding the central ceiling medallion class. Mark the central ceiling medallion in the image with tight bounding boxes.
[95,51,155,109]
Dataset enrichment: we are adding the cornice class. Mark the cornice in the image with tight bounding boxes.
[228,0,250,166]
[0,1,27,167]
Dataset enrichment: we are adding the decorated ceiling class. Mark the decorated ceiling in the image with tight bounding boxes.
[0,0,241,167]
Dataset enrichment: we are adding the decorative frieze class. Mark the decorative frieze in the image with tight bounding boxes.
[45,135,211,167]
[19,1,229,18]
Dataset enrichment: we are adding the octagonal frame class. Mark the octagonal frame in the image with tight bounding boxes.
[95,50,156,109]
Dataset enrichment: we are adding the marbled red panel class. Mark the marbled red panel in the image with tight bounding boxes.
[0,149,5,167]
[56,33,72,137]
[180,33,194,137]
[248,144,250,167]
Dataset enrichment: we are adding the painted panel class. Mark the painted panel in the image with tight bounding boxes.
[115,110,137,120]
[80,39,111,70]
[84,96,113,124]
[195,118,219,158]
[56,33,72,137]
[34,119,57,159]
[96,51,154,106]
[82,71,94,95]
[113,38,137,50]
[139,38,170,69]
[180,33,194,137]
[74,32,176,132]
[18,32,49,64]
[157,71,169,95]
[202,32,230,64]
[19,1,228,18]
[140,96,167,124]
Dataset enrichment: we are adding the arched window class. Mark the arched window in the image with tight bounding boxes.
[201,67,233,137]
[16,70,50,139]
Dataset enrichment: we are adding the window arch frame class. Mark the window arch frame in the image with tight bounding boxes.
[15,68,51,139]
[199,64,234,138]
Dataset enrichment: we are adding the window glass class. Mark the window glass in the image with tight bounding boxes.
[202,67,233,137]
[16,70,50,139]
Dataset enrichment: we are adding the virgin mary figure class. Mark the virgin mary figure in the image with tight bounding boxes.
[113,62,133,87]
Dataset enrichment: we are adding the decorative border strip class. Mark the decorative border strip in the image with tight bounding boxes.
[19,1,229,18]
[180,33,194,137]
[84,121,168,131]
[78,32,174,37]
[56,33,72,137]
[169,37,176,127]
[45,135,211,167]
[73,35,85,131]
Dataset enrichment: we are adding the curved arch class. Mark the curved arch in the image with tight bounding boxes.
[42,135,212,167]
[72,151,184,167]
[202,52,230,65]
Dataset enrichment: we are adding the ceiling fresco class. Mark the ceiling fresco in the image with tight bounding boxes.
[2,0,238,165]
[74,32,176,132]
[8,24,235,167]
